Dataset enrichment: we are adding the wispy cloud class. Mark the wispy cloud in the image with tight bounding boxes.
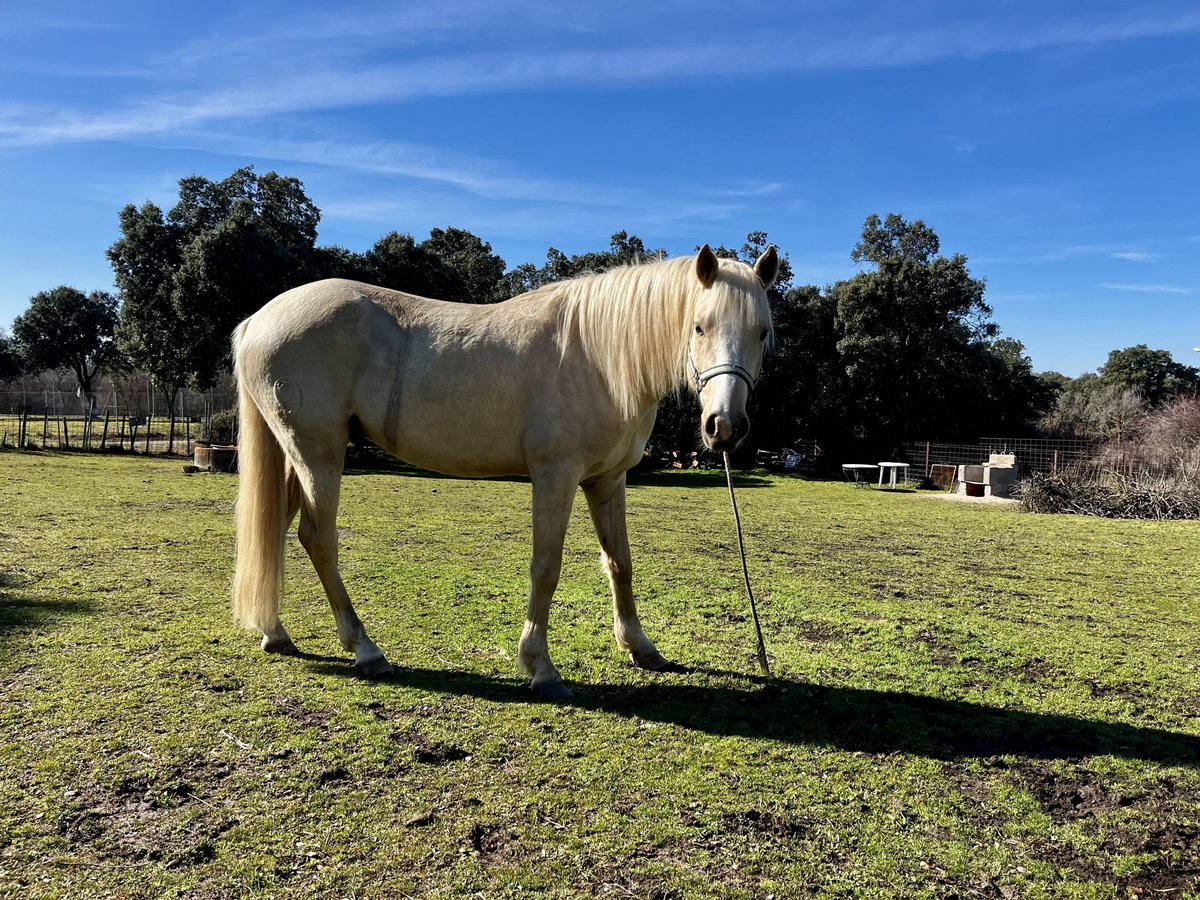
[4,7,1200,149]
[1099,282,1191,295]
[1110,250,1163,262]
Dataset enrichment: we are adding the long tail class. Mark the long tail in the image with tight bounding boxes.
[231,325,289,632]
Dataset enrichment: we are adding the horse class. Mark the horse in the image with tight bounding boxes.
[231,243,778,699]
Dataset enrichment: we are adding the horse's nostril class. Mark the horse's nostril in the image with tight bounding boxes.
[704,414,719,437]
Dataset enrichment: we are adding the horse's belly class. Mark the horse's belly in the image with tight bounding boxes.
[380,406,530,478]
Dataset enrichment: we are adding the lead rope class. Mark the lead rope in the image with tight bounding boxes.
[723,451,771,677]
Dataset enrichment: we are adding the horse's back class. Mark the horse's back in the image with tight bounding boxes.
[236,278,632,479]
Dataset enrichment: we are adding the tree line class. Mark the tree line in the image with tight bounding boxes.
[3,167,1196,460]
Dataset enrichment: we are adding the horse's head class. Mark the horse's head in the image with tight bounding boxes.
[689,243,778,453]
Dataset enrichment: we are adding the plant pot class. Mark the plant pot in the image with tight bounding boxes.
[195,443,238,473]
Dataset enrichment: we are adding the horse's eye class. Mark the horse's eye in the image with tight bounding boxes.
[694,324,704,336]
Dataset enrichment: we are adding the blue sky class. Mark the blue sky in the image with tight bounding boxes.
[1,1,1197,377]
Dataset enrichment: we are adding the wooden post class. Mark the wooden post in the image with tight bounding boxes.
[145,415,152,454]
[100,412,110,450]
[924,441,931,478]
[168,415,176,456]
[42,412,48,449]
[1052,449,1059,475]
[185,416,192,457]
[62,417,70,449]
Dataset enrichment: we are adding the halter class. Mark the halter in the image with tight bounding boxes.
[689,354,756,394]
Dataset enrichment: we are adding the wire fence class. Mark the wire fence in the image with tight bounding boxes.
[902,437,1097,477]
[0,372,238,422]
[902,436,1187,480]
[0,411,206,456]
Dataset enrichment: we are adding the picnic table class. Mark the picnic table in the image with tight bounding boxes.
[841,463,877,487]
[877,461,910,489]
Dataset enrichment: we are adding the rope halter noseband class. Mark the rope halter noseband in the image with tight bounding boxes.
[689,355,757,395]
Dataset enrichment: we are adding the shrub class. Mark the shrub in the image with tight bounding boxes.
[1020,469,1200,519]
[205,408,238,445]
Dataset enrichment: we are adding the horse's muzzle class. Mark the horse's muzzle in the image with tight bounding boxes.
[703,412,749,452]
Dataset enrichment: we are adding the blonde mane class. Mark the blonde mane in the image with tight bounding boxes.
[543,255,769,420]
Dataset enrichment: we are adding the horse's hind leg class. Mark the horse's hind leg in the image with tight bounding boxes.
[259,464,305,656]
[582,474,673,672]
[293,456,394,677]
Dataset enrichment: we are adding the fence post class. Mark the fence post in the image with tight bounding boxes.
[61,417,70,449]
[101,412,110,451]
[42,412,48,449]
[145,415,152,454]
[1052,450,1058,475]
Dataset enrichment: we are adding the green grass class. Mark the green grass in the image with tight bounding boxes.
[1,452,1198,898]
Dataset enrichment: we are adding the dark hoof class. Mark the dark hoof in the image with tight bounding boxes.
[630,650,682,672]
[531,680,574,702]
[354,656,395,678]
[262,636,300,656]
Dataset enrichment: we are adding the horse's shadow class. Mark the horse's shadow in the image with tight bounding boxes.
[304,661,1200,767]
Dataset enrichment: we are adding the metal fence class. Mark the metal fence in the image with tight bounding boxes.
[0,372,237,422]
[903,437,1098,478]
[0,411,203,456]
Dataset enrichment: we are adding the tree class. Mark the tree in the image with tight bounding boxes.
[109,167,323,397]
[971,338,1061,436]
[0,327,20,383]
[504,231,666,295]
[1100,344,1199,408]
[362,232,458,299]
[832,213,996,448]
[11,286,119,414]
[1041,373,1146,442]
[109,201,192,413]
[421,227,507,302]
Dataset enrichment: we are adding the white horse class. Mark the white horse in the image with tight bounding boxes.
[232,244,778,699]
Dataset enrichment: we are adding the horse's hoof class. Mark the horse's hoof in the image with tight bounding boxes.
[354,656,395,678]
[630,649,678,672]
[531,680,574,702]
[262,635,300,656]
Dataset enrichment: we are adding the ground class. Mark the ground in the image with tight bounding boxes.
[0,452,1198,898]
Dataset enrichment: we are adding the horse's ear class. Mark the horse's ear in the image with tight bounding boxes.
[696,244,719,289]
[754,245,779,288]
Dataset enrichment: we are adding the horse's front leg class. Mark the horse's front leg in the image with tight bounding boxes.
[519,469,580,701]
[582,474,673,672]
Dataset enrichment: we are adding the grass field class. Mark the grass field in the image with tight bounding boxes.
[1,451,1198,898]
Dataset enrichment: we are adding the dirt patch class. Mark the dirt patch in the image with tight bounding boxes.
[798,621,844,643]
[391,729,471,765]
[274,696,335,728]
[181,669,244,693]
[56,762,237,869]
[588,870,683,899]
[463,822,520,865]
[719,807,811,840]
[1012,763,1200,890]
[923,493,1019,507]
